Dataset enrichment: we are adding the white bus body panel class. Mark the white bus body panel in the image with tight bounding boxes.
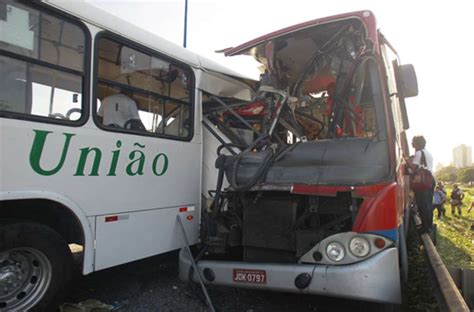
[95,206,197,270]
[1,1,255,275]
[0,116,201,272]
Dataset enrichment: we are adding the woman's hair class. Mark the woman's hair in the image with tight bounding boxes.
[412,135,426,148]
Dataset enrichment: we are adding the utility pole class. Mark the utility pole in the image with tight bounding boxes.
[183,0,188,48]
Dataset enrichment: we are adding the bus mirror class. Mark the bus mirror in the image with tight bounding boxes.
[399,64,418,98]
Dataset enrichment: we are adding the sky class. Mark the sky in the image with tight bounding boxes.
[87,0,474,167]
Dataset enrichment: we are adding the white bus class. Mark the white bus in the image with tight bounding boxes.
[0,1,254,310]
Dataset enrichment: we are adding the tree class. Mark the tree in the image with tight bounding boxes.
[435,166,458,182]
[459,167,474,183]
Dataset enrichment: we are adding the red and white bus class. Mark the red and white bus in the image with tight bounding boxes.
[180,10,418,308]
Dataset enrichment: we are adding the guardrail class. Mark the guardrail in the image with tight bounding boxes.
[414,214,471,312]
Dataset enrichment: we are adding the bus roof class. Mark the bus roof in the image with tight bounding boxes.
[221,10,378,57]
[43,0,253,80]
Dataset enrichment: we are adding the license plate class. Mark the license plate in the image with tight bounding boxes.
[232,269,267,284]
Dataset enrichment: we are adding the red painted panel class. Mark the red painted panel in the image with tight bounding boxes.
[352,183,398,232]
[291,183,389,197]
[291,184,349,196]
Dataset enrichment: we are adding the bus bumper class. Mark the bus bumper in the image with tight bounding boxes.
[179,247,401,304]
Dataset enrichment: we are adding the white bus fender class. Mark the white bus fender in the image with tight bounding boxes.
[0,190,95,274]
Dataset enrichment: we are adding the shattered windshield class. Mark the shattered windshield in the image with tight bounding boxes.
[205,18,384,148]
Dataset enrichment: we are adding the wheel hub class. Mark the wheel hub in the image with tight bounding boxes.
[1,257,28,295]
[0,248,52,311]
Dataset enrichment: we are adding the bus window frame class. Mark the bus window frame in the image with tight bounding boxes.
[92,31,196,142]
[0,0,91,127]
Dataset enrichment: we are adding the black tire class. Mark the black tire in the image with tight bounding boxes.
[0,222,72,312]
[399,223,409,285]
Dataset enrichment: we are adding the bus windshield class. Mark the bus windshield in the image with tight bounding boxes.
[203,16,389,186]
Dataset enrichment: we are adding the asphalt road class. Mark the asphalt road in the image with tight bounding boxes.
[65,250,388,312]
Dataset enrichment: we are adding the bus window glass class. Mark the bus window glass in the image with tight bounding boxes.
[381,43,403,135]
[0,55,82,120]
[162,101,190,137]
[0,0,85,122]
[96,36,192,139]
[0,0,85,72]
[0,56,27,113]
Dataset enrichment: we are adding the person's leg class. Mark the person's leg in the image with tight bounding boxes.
[434,205,441,219]
[415,190,432,232]
[426,197,434,231]
[451,204,456,216]
[457,204,462,216]
[428,181,435,226]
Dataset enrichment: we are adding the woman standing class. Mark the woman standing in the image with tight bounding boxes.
[406,135,435,233]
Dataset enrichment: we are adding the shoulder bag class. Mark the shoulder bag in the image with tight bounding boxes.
[410,151,433,192]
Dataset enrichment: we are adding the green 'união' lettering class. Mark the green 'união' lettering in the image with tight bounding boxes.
[74,147,102,176]
[152,153,168,176]
[29,130,74,176]
[107,140,122,176]
[126,143,146,176]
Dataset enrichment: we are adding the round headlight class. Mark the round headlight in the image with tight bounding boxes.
[326,242,345,262]
[349,237,370,257]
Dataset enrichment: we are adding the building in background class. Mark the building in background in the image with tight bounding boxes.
[452,144,472,168]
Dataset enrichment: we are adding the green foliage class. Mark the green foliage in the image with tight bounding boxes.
[435,165,474,183]
[458,167,474,183]
[435,165,458,182]
[434,186,474,269]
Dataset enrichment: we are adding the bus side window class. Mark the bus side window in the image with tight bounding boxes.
[0,1,86,122]
[96,36,193,139]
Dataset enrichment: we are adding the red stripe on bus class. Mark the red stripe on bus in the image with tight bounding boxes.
[105,216,118,222]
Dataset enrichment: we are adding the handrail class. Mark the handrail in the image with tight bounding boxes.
[414,214,470,312]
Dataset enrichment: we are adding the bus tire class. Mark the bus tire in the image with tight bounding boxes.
[399,223,408,284]
[0,222,72,312]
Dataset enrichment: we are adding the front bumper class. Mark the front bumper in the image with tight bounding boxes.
[179,247,401,304]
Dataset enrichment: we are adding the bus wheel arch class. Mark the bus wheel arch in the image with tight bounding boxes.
[0,196,94,274]
[0,198,85,246]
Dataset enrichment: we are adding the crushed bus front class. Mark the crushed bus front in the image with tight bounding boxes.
[181,10,417,305]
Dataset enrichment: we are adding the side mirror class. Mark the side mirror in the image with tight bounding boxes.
[399,64,418,98]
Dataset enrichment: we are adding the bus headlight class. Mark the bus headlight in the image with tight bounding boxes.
[349,237,370,257]
[326,242,345,262]
[300,232,393,265]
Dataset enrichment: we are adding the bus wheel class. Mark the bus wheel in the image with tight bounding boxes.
[0,222,72,312]
[399,223,408,284]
